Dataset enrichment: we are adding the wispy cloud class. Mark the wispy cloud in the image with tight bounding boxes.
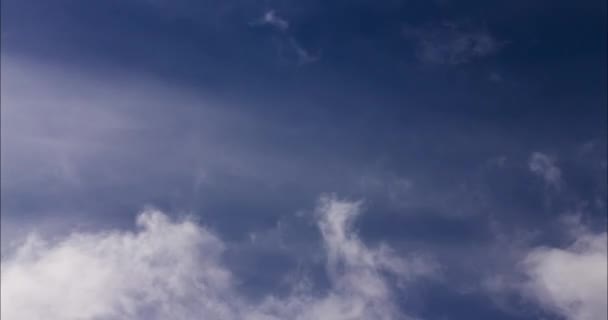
[252,10,319,65]
[1,196,437,320]
[259,10,289,32]
[529,152,562,191]
[403,22,502,65]
[286,37,319,65]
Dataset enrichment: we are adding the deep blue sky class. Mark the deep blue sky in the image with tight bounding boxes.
[1,1,607,319]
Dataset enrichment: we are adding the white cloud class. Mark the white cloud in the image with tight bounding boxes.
[521,228,607,320]
[529,152,562,190]
[247,196,437,320]
[1,197,437,320]
[1,210,237,320]
[483,214,607,320]
[310,197,436,316]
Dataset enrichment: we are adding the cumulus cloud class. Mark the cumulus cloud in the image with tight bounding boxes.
[483,216,607,320]
[1,211,237,320]
[1,197,436,320]
[521,227,607,320]
[529,152,562,190]
[403,22,502,65]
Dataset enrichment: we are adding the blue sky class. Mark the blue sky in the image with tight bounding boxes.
[1,1,606,319]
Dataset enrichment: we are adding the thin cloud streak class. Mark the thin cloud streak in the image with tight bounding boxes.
[252,10,319,65]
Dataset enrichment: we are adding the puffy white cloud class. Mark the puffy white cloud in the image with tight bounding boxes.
[1,197,437,320]
[521,228,607,320]
[482,215,607,320]
[1,210,237,320]
[529,152,562,190]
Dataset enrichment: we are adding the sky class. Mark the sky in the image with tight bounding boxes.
[0,1,607,319]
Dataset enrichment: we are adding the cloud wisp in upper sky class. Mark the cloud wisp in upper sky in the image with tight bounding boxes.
[252,9,319,65]
[257,10,290,32]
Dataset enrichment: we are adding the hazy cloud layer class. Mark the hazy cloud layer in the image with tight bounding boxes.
[403,22,502,65]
